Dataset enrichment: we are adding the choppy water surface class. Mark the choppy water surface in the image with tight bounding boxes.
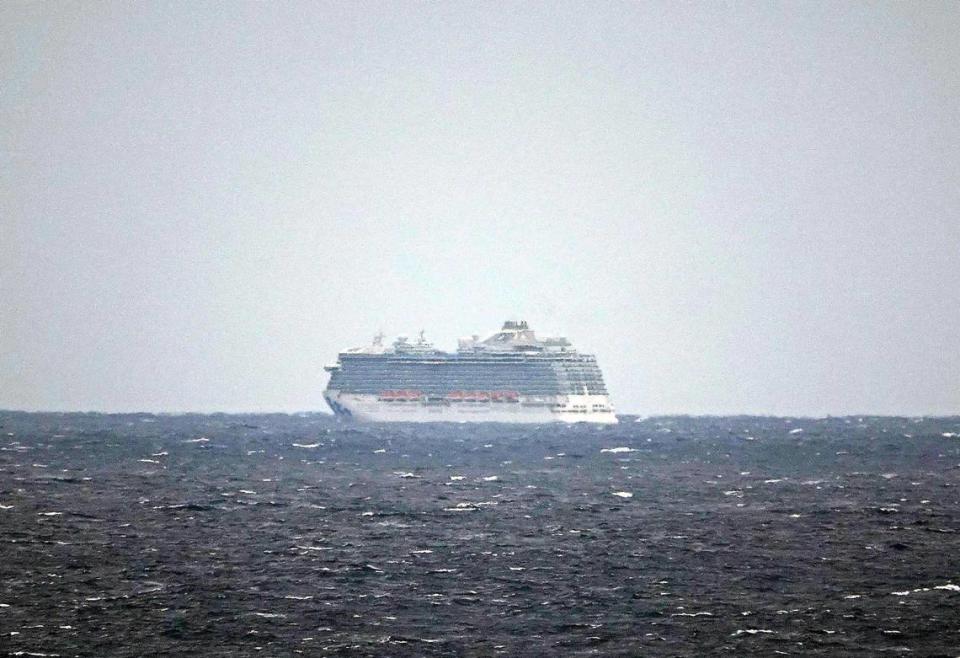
[1,412,959,656]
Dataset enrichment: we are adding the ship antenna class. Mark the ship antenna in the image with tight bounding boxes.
[373,331,384,346]
[418,329,426,344]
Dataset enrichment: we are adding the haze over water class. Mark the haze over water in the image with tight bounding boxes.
[3,2,959,416]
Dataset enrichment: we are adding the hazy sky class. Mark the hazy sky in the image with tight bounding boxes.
[2,2,958,415]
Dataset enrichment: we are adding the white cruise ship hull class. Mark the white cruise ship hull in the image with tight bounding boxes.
[325,391,618,424]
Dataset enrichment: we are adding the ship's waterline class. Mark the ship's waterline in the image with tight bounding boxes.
[324,320,618,424]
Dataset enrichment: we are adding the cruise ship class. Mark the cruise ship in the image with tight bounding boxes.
[323,320,617,424]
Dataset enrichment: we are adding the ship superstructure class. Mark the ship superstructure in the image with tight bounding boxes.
[323,321,617,424]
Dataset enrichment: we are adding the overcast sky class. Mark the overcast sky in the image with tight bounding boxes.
[2,2,958,415]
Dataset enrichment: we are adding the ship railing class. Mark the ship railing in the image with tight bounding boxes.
[442,390,522,403]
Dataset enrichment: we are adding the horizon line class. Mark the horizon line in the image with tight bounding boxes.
[1,408,958,420]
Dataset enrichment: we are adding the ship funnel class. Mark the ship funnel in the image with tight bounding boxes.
[502,319,529,331]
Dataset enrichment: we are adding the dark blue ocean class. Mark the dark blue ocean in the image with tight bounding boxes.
[1,412,958,656]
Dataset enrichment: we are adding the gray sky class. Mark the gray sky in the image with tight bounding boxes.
[2,1,959,415]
